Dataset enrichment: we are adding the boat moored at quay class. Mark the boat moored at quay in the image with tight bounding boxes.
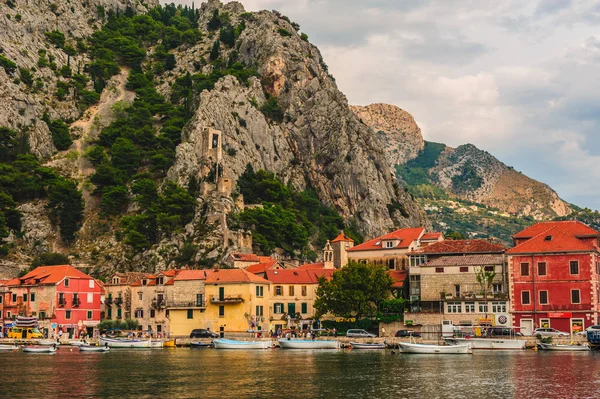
[99,337,152,348]
[444,337,526,350]
[213,338,271,349]
[398,342,471,354]
[278,339,340,349]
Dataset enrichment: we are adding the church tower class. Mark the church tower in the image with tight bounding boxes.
[323,240,334,269]
[331,231,354,269]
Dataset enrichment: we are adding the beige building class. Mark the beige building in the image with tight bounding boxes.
[346,228,443,270]
[104,272,145,322]
[168,270,213,337]
[129,270,179,335]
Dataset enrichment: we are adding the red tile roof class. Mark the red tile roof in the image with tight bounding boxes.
[265,269,319,284]
[513,220,599,239]
[8,265,93,286]
[347,227,425,252]
[424,254,504,267]
[205,269,270,284]
[331,232,354,243]
[297,262,325,270]
[308,269,335,281]
[388,270,407,288]
[245,259,279,274]
[409,239,505,255]
[507,225,598,254]
[421,232,443,240]
[231,253,261,262]
[174,269,213,281]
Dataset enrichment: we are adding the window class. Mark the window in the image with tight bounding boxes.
[256,286,264,297]
[387,259,395,270]
[287,303,296,315]
[157,277,164,285]
[107,308,112,319]
[142,279,147,286]
[150,309,156,318]
[256,306,263,316]
[12,294,16,302]
[484,266,494,272]
[117,308,122,319]
[538,262,547,276]
[212,133,219,149]
[157,325,162,333]
[275,286,283,296]
[454,284,460,297]
[196,294,203,307]
[447,303,462,313]
[289,286,295,296]
[493,283,502,293]
[410,255,427,267]
[301,303,308,314]
[219,287,225,301]
[301,286,307,296]
[570,261,579,275]
[520,263,530,276]
[386,241,393,248]
[522,291,531,305]
[219,306,225,317]
[65,310,71,319]
[491,302,506,313]
[539,291,548,305]
[460,266,468,273]
[0,296,2,304]
[64,278,69,287]
[465,302,475,313]
[479,303,488,313]
[89,280,94,289]
[87,311,92,320]
[58,293,65,304]
[135,309,144,318]
[138,292,143,300]
[435,267,444,273]
[274,303,283,314]
[187,309,194,319]
[23,294,28,302]
[571,289,581,304]
[87,293,93,303]
[39,311,46,319]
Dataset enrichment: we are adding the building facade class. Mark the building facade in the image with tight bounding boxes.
[129,270,178,335]
[104,272,145,323]
[168,270,213,337]
[507,221,600,335]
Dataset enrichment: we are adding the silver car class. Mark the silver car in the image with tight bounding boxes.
[346,329,377,338]
[533,328,569,337]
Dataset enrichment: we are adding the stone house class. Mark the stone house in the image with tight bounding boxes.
[168,269,213,337]
[104,272,145,322]
[129,270,179,335]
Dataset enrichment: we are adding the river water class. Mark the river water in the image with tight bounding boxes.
[1,348,599,398]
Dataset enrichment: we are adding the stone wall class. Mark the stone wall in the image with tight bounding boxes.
[421,272,504,302]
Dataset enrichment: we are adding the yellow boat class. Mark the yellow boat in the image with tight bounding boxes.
[163,339,176,348]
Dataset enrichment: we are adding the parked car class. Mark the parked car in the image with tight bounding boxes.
[190,329,219,338]
[533,328,569,337]
[395,330,421,338]
[486,327,523,337]
[576,325,600,336]
[346,329,377,338]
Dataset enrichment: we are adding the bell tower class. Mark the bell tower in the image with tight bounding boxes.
[323,240,334,269]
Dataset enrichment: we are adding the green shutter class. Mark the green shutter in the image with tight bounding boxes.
[301,303,307,314]
[288,303,296,315]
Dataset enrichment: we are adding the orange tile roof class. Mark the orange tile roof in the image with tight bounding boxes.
[245,259,279,274]
[331,232,354,243]
[507,225,598,254]
[265,269,320,284]
[421,232,443,240]
[160,270,179,277]
[205,269,270,284]
[388,270,407,288]
[8,265,93,286]
[297,263,325,270]
[174,269,213,281]
[347,227,425,252]
[513,220,599,239]
[308,269,335,281]
[409,239,504,255]
[231,253,261,262]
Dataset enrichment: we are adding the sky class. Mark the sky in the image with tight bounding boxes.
[166,0,600,211]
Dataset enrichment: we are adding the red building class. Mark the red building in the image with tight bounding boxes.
[507,221,600,335]
[1,265,102,338]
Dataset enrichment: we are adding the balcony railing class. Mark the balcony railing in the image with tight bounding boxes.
[105,297,113,305]
[114,297,123,307]
[166,300,206,309]
[210,296,244,304]
[58,299,66,307]
[73,297,81,307]
[152,298,166,309]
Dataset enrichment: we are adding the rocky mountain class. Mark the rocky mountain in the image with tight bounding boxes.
[0,0,427,275]
[352,103,572,228]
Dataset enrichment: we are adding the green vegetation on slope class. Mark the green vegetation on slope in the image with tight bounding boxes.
[395,141,445,187]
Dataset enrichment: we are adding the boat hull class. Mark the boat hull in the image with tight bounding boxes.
[537,343,590,351]
[444,337,526,350]
[398,342,470,354]
[23,346,57,353]
[79,346,110,352]
[349,342,386,349]
[99,337,152,348]
[38,339,59,346]
[190,342,213,348]
[0,344,19,351]
[151,340,164,348]
[278,339,340,349]
[213,339,271,349]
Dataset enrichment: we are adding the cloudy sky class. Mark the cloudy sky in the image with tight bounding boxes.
[167,0,600,211]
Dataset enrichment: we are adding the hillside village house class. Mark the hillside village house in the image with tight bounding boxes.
[226,253,273,269]
[129,270,178,335]
[346,228,443,270]
[104,272,145,322]
[407,240,509,326]
[167,269,213,337]
[507,221,600,335]
[1,265,102,338]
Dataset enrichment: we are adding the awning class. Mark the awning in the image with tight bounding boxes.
[83,321,100,327]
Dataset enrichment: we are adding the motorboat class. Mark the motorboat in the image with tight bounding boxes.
[38,339,60,346]
[150,340,164,348]
[349,342,386,349]
[444,337,526,350]
[98,337,152,348]
[190,342,213,348]
[0,344,19,351]
[68,340,90,347]
[213,338,271,349]
[278,339,340,349]
[23,346,57,353]
[163,339,176,348]
[537,343,590,351]
[79,346,110,352]
[398,342,471,354]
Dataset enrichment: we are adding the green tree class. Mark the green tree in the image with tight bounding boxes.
[47,178,84,244]
[111,138,141,175]
[209,39,220,61]
[314,262,393,319]
[31,252,70,267]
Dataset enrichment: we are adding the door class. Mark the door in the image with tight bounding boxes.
[520,319,533,336]
[571,319,584,335]
[219,287,224,301]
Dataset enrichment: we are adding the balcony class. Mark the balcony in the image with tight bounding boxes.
[114,297,123,307]
[152,298,166,309]
[58,298,66,307]
[166,300,206,309]
[72,297,81,307]
[210,295,244,304]
[105,297,113,305]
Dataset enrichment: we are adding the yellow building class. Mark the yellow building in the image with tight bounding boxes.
[202,269,271,336]
[167,270,213,337]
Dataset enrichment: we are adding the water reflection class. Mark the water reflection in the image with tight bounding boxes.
[2,348,600,398]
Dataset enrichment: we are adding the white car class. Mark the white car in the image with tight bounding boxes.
[533,328,569,337]
[346,329,377,338]
[576,325,600,336]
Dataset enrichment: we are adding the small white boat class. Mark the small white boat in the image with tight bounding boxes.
[349,342,386,349]
[79,346,110,352]
[151,340,164,348]
[0,344,19,351]
[68,340,90,347]
[537,343,590,351]
[23,346,57,353]
[38,339,60,346]
[398,342,471,354]
[444,337,526,350]
[278,339,340,349]
[213,338,271,349]
[99,337,152,348]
